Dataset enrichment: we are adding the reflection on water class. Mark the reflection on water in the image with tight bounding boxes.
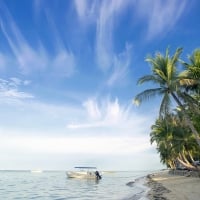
[0,171,150,200]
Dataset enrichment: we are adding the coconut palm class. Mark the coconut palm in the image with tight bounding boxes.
[134,47,200,146]
[179,49,200,114]
[151,113,199,169]
[150,116,176,168]
[180,48,200,91]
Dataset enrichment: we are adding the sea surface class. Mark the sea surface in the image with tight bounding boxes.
[0,170,151,200]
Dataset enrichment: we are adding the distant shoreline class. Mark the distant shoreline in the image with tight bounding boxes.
[146,170,200,200]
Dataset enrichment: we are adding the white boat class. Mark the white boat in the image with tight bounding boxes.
[66,167,102,180]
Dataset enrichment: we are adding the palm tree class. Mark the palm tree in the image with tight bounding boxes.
[151,113,199,169]
[134,47,200,146]
[150,117,176,168]
[180,48,200,90]
[179,49,200,114]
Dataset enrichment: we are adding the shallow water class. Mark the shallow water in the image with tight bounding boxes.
[0,171,150,200]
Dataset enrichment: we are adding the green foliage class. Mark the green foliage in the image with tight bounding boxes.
[134,48,183,117]
[134,47,200,168]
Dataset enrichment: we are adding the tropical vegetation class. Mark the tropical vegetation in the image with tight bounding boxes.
[134,47,200,170]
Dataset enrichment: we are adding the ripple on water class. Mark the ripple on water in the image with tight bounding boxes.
[0,171,150,200]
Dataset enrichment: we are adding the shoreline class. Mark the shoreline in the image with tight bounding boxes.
[146,170,200,200]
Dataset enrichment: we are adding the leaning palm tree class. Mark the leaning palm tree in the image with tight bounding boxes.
[134,47,200,146]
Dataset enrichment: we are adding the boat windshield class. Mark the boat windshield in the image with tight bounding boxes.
[74,167,97,169]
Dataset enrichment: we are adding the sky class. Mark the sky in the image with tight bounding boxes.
[0,0,199,171]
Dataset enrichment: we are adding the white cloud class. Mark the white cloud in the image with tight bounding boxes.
[75,0,132,75]
[74,0,98,23]
[83,98,101,120]
[67,97,153,137]
[2,89,33,99]
[0,133,163,170]
[1,12,47,73]
[9,77,22,85]
[69,98,127,129]
[0,93,159,170]
[96,0,118,71]
[93,0,133,86]
[33,0,44,18]
[53,50,76,77]
[8,77,30,87]
[23,80,31,85]
[105,98,121,122]
[74,0,188,86]
[0,5,76,77]
[74,0,88,19]
[0,135,150,155]
[135,0,188,39]
[0,78,33,99]
[107,43,132,87]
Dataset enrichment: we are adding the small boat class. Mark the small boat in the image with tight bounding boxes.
[66,167,102,180]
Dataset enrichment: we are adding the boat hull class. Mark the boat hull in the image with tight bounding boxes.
[66,171,97,179]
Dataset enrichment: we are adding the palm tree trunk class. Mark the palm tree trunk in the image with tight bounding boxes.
[181,151,190,165]
[188,151,195,163]
[168,162,174,169]
[177,157,196,170]
[171,92,200,147]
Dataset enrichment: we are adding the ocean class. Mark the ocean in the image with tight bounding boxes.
[0,170,151,200]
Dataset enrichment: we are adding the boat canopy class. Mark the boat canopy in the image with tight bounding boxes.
[74,167,97,169]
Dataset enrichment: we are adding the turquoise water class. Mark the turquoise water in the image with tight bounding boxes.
[0,171,150,200]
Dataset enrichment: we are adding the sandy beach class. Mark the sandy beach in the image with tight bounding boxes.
[147,170,200,200]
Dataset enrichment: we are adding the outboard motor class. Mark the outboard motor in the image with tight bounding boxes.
[95,171,102,180]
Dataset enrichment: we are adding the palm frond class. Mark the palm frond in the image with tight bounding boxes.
[179,70,189,78]
[189,49,200,66]
[134,88,163,105]
[154,68,167,81]
[145,57,160,68]
[171,47,183,66]
[168,48,182,81]
[159,93,171,117]
[137,75,160,85]
[165,47,169,58]
[180,60,190,69]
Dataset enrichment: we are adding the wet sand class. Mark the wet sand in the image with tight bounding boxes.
[147,170,200,200]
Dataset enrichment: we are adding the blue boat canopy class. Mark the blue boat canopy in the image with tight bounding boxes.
[74,167,97,169]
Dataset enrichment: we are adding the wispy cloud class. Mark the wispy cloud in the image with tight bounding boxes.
[66,96,153,137]
[33,0,44,18]
[96,0,128,71]
[52,49,76,77]
[0,78,33,99]
[135,0,188,40]
[74,0,133,86]
[83,98,102,120]
[0,10,47,74]
[107,43,132,86]
[75,0,133,87]
[74,0,189,81]
[0,3,76,77]
[96,1,114,71]
[67,97,124,129]
[74,0,98,24]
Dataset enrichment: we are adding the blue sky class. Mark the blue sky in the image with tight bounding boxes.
[0,0,199,170]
